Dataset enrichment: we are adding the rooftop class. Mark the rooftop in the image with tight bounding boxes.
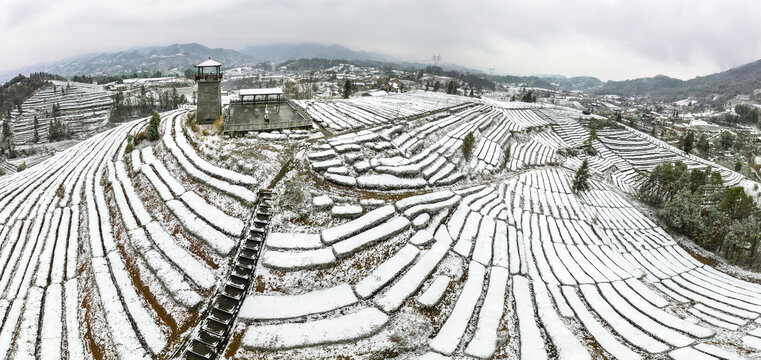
[195,58,223,68]
[239,88,284,96]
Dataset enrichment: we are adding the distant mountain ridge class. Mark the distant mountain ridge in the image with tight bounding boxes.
[240,43,389,62]
[1,42,392,81]
[596,59,761,100]
[8,41,761,101]
[491,74,603,91]
[35,43,255,77]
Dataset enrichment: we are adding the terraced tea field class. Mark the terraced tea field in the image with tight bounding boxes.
[6,81,112,145]
[0,91,759,359]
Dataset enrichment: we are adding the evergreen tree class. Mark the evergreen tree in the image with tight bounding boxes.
[720,131,734,150]
[32,115,39,143]
[682,131,694,154]
[462,132,475,160]
[1,120,13,157]
[659,188,702,235]
[735,160,743,172]
[48,118,70,141]
[171,87,179,108]
[433,81,441,92]
[521,90,536,103]
[146,112,161,141]
[697,133,710,155]
[469,88,474,97]
[572,159,591,193]
[719,186,754,220]
[2,120,11,140]
[589,128,598,141]
[343,80,351,99]
[583,129,598,155]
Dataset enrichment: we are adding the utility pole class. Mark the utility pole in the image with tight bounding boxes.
[431,54,441,84]
[431,54,441,67]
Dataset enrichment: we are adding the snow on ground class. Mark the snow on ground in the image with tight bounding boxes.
[1,93,761,360]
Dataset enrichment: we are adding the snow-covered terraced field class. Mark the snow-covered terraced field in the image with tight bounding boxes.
[294,90,474,132]
[593,125,745,193]
[0,108,261,359]
[307,103,577,191]
[8,80,113,144]
[239,165,761,359]
[1,91,759,359]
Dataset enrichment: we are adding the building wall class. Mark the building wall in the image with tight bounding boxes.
[197,81,221,123]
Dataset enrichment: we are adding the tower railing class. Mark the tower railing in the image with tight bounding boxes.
[195,73,223,81]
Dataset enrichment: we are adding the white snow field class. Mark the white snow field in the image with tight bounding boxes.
[1,91,760,359]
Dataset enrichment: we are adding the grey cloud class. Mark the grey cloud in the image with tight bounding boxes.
[2,0,760,80]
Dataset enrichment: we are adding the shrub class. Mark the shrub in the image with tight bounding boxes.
[16,162,26,172]
[212,115,225,135]
[186,112,199,133]
[587,118,624,130]
[188,119,199,133]
[124,133,135,153]
[279,173,312,221]
[134,131,146,145]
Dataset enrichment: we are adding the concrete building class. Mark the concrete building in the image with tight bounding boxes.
[195,58,223,123]
[224,88,312,134]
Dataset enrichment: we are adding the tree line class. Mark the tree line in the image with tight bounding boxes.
[0,72,66,118]
[110,85,186,122]
[423,65,495,91]
[639,161,761,269]
[713,104,761,127]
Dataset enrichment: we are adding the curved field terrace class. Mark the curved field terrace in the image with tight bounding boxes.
[0,91,760,360]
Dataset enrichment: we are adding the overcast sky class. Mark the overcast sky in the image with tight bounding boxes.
[2,0,761,81]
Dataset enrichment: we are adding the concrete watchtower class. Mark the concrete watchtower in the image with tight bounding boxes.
[195,58,223,123]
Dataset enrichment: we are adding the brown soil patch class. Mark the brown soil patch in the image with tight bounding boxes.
[679,243,719,267]
[223,329,245,358]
